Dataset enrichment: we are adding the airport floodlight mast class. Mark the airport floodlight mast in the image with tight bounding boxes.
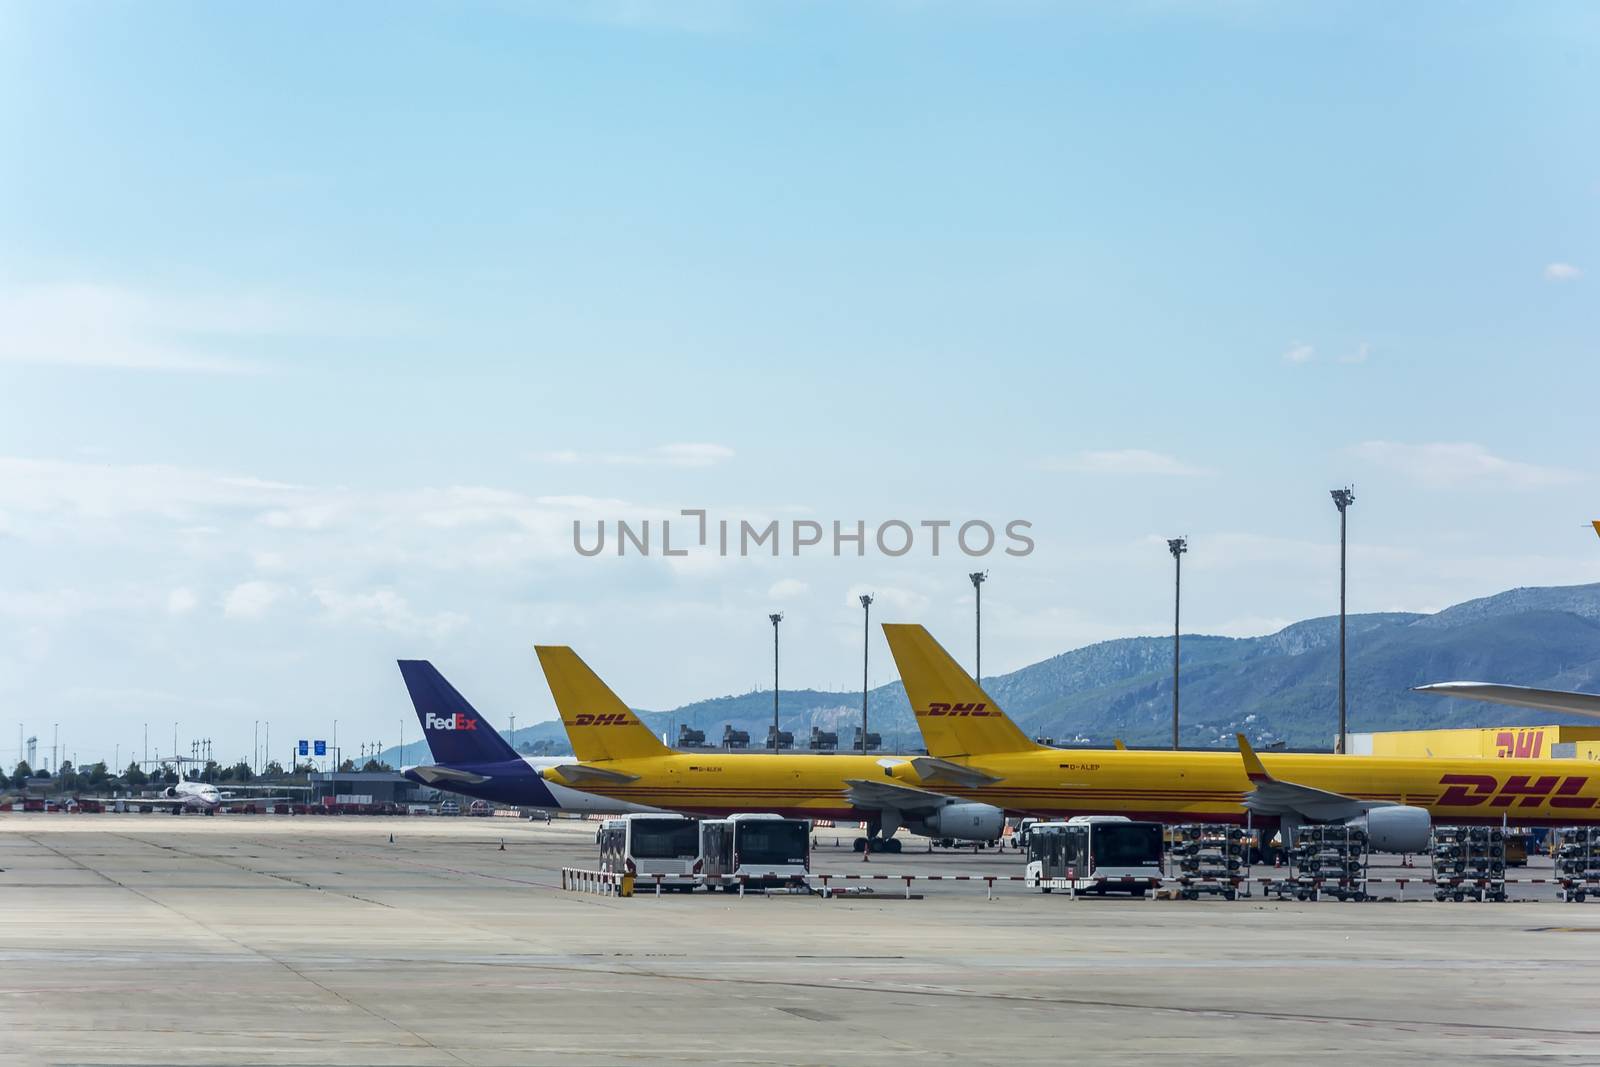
[769,613,783,752]
[1167,537,1187,750]
[969,571,987,682]
[1331,486,1355,753]
[859,594,874,748]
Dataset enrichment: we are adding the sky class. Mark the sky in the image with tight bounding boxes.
[2,0,1598,771]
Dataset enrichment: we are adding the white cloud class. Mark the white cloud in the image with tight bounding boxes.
[312,588,467,638]
[0,457,304,522]
[0,283,266,373]
[166,588,198,616]
[1544,262,1582,282]
[767,578,808,600]
[1337,342,1371,365]
[531,443,734,468]
[1283,342,1315,364]
[1044,449,1210,477]
[223,581,287,619]
[0,282,400,373]
[1350,441,1582,489]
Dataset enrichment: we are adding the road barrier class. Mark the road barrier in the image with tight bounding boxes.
[587,869,1584,903]
[560,867,633,897]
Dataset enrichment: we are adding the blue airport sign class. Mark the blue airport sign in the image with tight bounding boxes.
[314,740,327,756]
[297,740,309,756]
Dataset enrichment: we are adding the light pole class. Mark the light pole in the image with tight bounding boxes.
[769,613,783,752]
[1167,537,1187,750]
[969,571,988,682]
[1331,487,1355,753]
[859,594,873,751]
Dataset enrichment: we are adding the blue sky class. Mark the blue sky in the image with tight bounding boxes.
[2,1,1597,769]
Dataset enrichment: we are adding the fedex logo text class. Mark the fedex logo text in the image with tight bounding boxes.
[424,712,478,731]
[1436,773,1596,809]
[917,702,995,718]
[574,713,635,727]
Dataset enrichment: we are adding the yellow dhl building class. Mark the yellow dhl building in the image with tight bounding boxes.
[1345,725,1600,761]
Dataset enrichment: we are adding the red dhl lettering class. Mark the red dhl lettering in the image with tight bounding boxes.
[1551,776,1598,809]
[1495,728,1546,759]
[1488,774,1561,808]
[1437,773,1595,809]
[917,701,995,718]
[573,713,635,727]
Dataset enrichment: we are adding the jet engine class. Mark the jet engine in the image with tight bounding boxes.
[918,802,1004,842]
[1345,805,1430,853]
[162,786,179,799]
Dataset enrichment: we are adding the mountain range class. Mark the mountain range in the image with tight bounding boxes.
[380,582,1600,764]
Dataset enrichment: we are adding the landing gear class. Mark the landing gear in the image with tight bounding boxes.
[851,836,903,853]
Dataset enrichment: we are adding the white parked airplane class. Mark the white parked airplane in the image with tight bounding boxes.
[116,779,292,814]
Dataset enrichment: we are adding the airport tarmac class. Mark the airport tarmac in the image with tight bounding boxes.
[3,814,1599,1065]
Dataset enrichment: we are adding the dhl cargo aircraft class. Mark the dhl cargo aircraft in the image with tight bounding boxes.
[533,645,1004,851]
[881,624,1600,852]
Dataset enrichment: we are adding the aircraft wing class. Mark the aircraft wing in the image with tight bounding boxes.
[1234,734,1387,821]
[114,797,192,809]
[1412,682,1600,721]
[543,764,639,787]
[843,778,965,816]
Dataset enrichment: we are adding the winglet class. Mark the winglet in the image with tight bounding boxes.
[1592,520,1599,540]
[1236,733,1271,783]
[1113,738,1127,751]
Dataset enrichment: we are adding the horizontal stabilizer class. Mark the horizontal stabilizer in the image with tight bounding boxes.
[907,756,1001,788]
[406,764,490,787]
[544,764,639,787]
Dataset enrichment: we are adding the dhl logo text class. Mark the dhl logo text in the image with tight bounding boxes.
[917,702,995,718]
[1495,728,1546,759]
[573,713,635,727]
[1437,773,1595,808]
[424,712,477,731]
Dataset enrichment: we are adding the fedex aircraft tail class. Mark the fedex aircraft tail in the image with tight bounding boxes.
[882,623,1044,759]
[534,646,669,763]
[397,660,522,766]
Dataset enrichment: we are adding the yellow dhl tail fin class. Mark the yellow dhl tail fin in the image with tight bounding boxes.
[534,646,670,763]
[881,623,1043,758]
